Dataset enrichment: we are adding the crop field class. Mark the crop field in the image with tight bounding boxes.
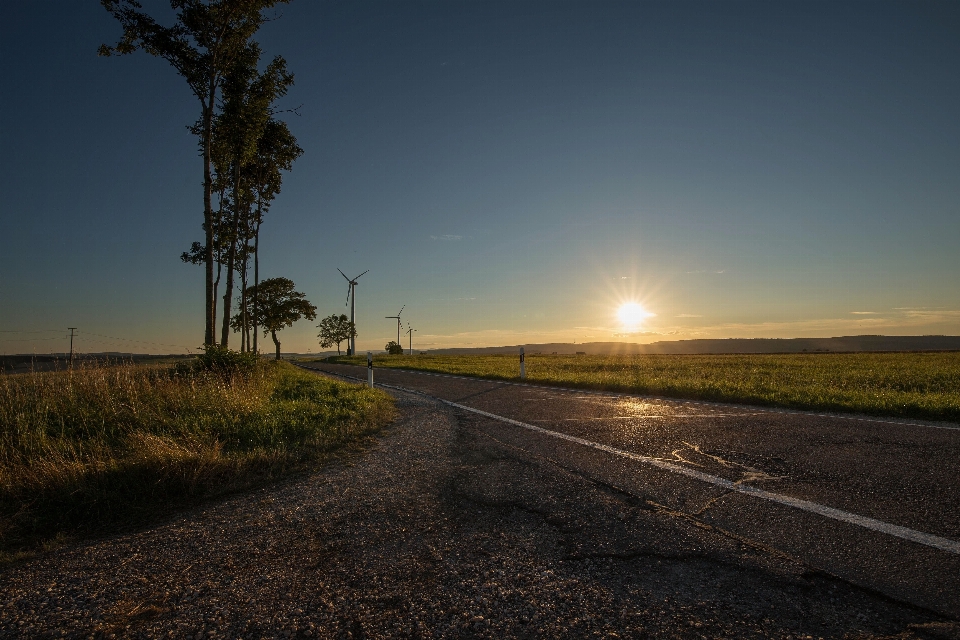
[324,351,960,423]
[0,359,395,557]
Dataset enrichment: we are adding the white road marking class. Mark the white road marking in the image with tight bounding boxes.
[295,364,960,555]
[438,397,960,556]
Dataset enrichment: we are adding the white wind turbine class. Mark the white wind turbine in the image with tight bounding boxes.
[385,305,405,348]
[339,268,368,355]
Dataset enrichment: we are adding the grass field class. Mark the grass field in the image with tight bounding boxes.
[324,352,960,423]
[0,359,394,558]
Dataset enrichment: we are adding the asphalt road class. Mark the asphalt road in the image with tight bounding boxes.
[299,361,960,621]
[4,361,960,638]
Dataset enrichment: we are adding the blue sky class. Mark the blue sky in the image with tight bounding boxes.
[2,1,959,354]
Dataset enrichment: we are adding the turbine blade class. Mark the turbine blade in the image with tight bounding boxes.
[338,268,349,281]
[355,270,369,280]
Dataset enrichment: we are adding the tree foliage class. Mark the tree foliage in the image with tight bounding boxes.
[385,341,404,355]
[317,315,356,355]
[232,277,315,359]
[100,0,291,346]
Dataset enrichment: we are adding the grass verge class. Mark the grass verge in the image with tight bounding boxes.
[0,360,395,559]
[322,352,960,423]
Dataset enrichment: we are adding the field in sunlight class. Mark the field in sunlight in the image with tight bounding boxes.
[323,352,960,423]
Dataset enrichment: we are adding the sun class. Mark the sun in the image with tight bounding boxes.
[617,302,651,329]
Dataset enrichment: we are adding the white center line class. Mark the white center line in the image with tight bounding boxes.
[436,396,960,556]
[295,365,960,555]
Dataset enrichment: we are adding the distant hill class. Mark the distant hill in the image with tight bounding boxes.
[424,335,960,356]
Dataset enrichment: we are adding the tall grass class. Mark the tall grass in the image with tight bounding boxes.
[0,360,394,555]
[325,352,960,422]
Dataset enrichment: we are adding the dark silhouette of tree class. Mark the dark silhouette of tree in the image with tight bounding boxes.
[215,49,294,349]
[317,314,356,355]
[385,341,404,355]
[233,277,315,360]
[100,0,290,346]
[247,119,302,354]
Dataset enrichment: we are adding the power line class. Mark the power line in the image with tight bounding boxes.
[78,331,194,351]
[0,329,63,333]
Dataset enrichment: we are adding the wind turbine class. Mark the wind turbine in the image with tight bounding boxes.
[338,268,368,355]
[385,305,405,347]
[405,323,417,356]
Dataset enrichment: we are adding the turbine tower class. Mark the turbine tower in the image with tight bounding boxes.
[339,268,368,355]
[385,305,405,347]
[405,323,417,356]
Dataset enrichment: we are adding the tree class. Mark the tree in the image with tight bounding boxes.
[100,0,290,346]
[385,341,404,355]
[247,118,302,355]
[233,277,315,360]
[215,48,294,348]
[317,314,356,355]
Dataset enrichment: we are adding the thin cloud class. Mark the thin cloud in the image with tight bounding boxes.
[849,311,877,315]
[676,314,702,318]
[430,234,462,241]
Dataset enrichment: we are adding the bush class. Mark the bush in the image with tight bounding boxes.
[173,345,261,380]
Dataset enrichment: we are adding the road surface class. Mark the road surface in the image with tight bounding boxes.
[300,361,960,620]
[1,361,957,638]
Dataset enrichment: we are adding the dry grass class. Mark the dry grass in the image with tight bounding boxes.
[0,361,395,556]
[325,352,960,423]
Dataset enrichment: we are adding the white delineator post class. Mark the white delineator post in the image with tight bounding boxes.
[367,351,374,388]
[519,346,526,380]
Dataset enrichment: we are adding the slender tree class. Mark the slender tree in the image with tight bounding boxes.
[246,118,302,353]
[233,277,315,360]
[216,49,294,348]
[100,0,290,346]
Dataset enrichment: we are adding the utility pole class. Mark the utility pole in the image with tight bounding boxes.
[68,328,77,368]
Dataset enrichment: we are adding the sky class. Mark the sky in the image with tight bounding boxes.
[2,1,959,355]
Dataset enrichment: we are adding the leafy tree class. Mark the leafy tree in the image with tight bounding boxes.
[247,118,302,354]
[317,314,356,355]
[216,48,294,348]
[385,341,404,355]
[233,277,315,360]
[100,0,290,346]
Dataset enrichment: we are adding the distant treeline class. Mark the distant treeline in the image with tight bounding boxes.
[424,335,960,356]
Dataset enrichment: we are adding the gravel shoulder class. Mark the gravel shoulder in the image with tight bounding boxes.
[1,379,956,639]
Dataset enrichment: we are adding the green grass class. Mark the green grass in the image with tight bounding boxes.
[0,360,395,557]
[323,352,960,423]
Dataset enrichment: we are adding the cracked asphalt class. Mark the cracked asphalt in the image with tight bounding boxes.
[1,363,958,638]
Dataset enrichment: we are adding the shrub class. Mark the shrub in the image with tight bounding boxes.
[173,345,261,380]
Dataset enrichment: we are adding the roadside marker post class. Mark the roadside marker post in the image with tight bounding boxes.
[367,351,374,388]
[520,347,526,380]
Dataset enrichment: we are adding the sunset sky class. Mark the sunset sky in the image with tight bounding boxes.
[2,1,959,354]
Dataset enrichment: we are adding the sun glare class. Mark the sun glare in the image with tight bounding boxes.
[617,302,651,329]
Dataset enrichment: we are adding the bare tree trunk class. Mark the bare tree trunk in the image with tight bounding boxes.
[202,88,217,346]
[272,330,281,361]
[212,189,225,335]
[213,261,221,333]
[220,161,242,348]
[253,219,260,355]
[240,254,249,352]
